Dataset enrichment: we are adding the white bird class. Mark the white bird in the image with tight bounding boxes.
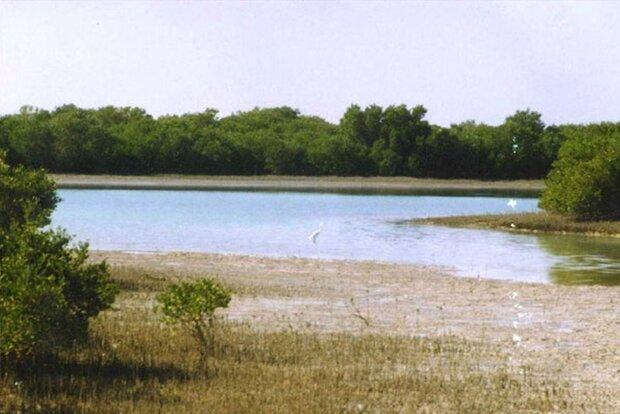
[308,222,324,244]
[507,199,517,209]
[510,223,516,228]
[512,334,522,344]
[509,291,519,300]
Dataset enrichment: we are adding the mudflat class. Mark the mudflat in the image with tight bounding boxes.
[95,250,619,409]
[52,174,544,195]
[411,212,620,237]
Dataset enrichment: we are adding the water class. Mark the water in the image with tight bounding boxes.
[52,189,620,285]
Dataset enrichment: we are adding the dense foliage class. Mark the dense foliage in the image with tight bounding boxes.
[0,104,591,179]
[0,156,117,360]
[539,124,619,220]
[0,154,58,230]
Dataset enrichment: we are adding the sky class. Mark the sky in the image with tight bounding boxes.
[1,1,619,126]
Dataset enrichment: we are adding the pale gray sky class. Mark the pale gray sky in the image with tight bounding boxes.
[1,1,619,126]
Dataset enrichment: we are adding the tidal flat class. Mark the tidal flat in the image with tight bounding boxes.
[4,251,615,412]
[411,212,620,238]
[51,174,545,196]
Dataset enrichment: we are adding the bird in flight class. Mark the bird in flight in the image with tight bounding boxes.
[309,222,324,244]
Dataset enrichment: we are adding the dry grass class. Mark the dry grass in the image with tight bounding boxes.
[1,326,578,413]
[1,303,577,413]
[51,174,544,196]
[2,259,616,412]
[411,212,620,237]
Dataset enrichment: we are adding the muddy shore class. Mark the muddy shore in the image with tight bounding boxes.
[94,250,619,408]
[52,174,544,196]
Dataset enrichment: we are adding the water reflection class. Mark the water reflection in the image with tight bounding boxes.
[535,234,620,286]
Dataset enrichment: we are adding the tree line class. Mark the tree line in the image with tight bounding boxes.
[0,103,616,179]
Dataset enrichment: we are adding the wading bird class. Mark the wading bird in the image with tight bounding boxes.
[309,222,324,244]
[507,199,517,209]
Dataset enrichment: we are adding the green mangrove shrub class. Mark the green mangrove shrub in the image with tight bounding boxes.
[156,278,231,368]
[0,153,58,230]
[0,155,117,361]
[539,124,619,220]
[0,103,577,179]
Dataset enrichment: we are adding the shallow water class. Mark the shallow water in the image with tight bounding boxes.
[52,189,619,285]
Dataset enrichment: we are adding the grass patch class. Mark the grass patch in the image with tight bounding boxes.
[1,313,579,413]
[108,265,292,297]
[411,212,620,237]
[0,266,588,413]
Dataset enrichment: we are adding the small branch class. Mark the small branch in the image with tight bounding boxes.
[349,297,371,327]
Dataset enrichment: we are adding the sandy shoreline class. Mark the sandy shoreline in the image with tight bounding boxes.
[52,174,544,196]
[94,250,619,407]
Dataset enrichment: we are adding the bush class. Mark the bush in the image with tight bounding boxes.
[0,156,117,361]
[0,152,58,230]
[156,278,231,369]
[539,124,619,220]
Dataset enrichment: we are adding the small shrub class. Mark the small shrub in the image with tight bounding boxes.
[156,278,231,369]
[539,124,619,220]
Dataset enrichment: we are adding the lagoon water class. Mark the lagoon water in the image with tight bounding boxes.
[52,189,620,285]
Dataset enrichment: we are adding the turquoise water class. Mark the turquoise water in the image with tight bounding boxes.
[52,189,620,285]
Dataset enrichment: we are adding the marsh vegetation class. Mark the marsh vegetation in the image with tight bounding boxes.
[0,265,595,413]
[411,212,620,237]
